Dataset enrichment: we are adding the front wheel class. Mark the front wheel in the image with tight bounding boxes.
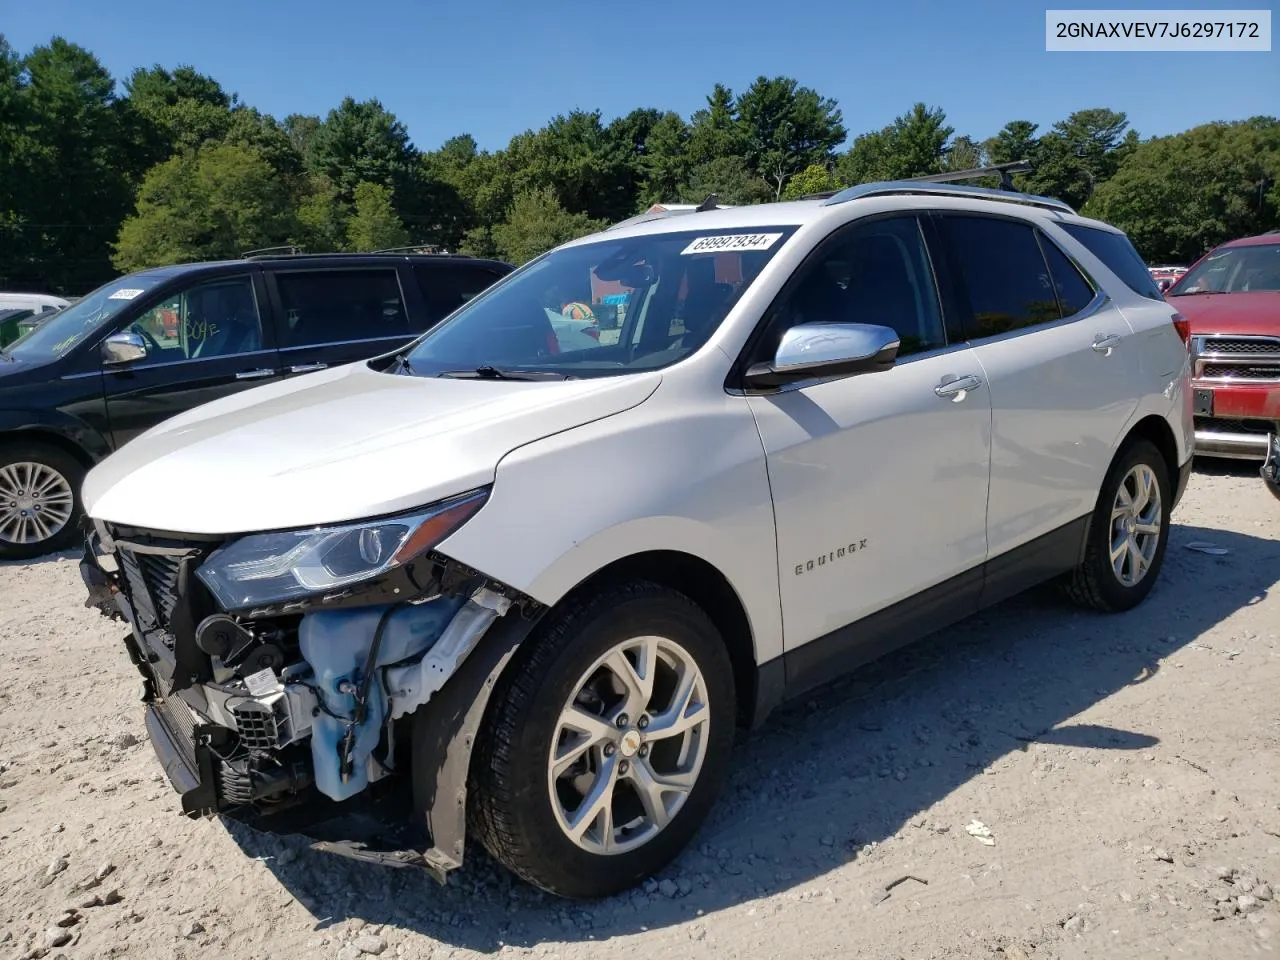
[0,442,85,561]
[467,581,736,898]
[1062,439,1171,612]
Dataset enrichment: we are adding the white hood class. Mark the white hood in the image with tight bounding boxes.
[84,362,661,534]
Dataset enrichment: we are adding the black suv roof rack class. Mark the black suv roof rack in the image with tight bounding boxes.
[372,244,458,255]
[241,245,302,259]
[239,245,467,261]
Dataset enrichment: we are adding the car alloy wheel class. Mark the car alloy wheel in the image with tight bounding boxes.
[0,460,75,547]
[547,634,711,856]
[1109,462,1162,587]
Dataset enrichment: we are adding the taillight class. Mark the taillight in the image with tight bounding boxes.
[1171,312,1190,348]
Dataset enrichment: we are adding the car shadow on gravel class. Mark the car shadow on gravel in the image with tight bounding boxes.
[0,546,80,568]
[226,518,1278,950]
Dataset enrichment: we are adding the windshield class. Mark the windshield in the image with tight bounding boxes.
[1171,243,1280,295]
[2,274,165,361]
[400,226,798,378]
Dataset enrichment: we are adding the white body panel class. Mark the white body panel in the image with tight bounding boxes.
[437,367,785,664]
[82,361,660,533]
[744,348,991,647]
[968,302,1140,557]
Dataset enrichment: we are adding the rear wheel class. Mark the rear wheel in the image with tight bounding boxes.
[0,442,84,561]
[468,581,735,898]
[1062,439,1171,612]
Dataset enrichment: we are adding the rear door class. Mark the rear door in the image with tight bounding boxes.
[102,271,282,447]
[932,213,1139,581]
[266,266,412,376]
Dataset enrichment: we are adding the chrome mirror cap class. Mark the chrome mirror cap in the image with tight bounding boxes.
[745,322,900,390]
[102,331,147,365]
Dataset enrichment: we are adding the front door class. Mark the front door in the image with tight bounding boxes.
[744,214,992,672]
[103,272,281,447]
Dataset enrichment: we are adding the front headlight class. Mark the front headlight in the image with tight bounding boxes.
[195,489,488,610]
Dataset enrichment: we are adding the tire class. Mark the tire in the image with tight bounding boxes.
[467,580,736,898]
[0,441,86,561]
[1062,439,1171,613]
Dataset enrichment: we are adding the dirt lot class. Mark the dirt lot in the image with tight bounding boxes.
[1,465,1278,960]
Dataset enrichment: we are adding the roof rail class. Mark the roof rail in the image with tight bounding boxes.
[904,160,1033,191]
[822,180,1075,215]
[372,244,456,255]
[241,244,302,259]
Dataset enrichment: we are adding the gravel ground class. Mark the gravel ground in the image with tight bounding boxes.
[1,464,1278,960]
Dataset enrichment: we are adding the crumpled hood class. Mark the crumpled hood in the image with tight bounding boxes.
[1171,291,1280,336]
[84,362,661,534]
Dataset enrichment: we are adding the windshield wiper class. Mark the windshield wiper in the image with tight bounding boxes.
[438,365,569,381]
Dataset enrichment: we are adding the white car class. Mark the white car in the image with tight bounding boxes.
[79,181,1194,899]
[0,291,69,315]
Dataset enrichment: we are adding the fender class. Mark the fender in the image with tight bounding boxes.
[0,407,112,462]
[409,605,544,881]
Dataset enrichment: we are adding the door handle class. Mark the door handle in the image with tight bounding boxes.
[1092,334,1122,355]
[934,374,984,401]
[235,368,277,381]
[288,363,328,374]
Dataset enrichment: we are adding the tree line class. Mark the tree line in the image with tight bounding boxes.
[2,34,1277,294]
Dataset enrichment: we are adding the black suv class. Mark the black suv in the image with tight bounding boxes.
[0,252,512,559]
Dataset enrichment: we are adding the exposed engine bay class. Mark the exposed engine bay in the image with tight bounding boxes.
[79,518,541,878]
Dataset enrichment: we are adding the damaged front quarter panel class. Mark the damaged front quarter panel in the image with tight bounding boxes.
[294,561,543,880]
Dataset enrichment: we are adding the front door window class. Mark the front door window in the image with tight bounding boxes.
[127,277,263,365]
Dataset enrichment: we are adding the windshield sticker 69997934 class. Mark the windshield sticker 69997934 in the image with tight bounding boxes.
[681,233,783,255]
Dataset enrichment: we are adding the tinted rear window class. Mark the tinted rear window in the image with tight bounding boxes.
[1037,233,1097,316]
[939,216,1062,338]
[1060,223,1164,300]
[414,263,507,325]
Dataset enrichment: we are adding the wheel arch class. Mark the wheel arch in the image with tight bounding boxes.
[1121,414,1180,490]
[0,427,98,471]
[552,550,763,729]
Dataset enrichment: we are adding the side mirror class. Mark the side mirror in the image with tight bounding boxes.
[1157,278,1172,292]
[102,331,147,366]
[744,322,900,390]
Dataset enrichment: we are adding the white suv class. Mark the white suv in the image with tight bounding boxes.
[79,182,1194,899]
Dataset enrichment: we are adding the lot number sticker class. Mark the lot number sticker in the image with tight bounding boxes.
[681,233,783,255]
[107,288,144,300]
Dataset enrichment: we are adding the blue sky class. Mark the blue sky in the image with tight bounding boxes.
[6,0,1277,151]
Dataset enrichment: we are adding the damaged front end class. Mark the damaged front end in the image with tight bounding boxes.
[79,492,541,881]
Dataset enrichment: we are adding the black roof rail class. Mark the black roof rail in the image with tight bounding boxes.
[241,245,303,259]
[904,160,1034,191]
[372,244,458,255]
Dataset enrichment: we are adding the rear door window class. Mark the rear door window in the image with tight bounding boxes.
[1037,233,1097,317]
[413,263,507,327]
[1059,223,1164,300]
[274,269,408,347]
[938,216,1062,339]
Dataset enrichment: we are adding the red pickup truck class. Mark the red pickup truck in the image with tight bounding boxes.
[1166,230,1280,459]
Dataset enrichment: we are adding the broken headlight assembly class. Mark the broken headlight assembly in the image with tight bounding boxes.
[195,488,489,610]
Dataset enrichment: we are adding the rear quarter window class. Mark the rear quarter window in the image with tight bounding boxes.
[1060,223,1164,301]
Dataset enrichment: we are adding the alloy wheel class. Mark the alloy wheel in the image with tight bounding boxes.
[1109,463,1162,587]
[548,635,711,856]
[0,461,75,547]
